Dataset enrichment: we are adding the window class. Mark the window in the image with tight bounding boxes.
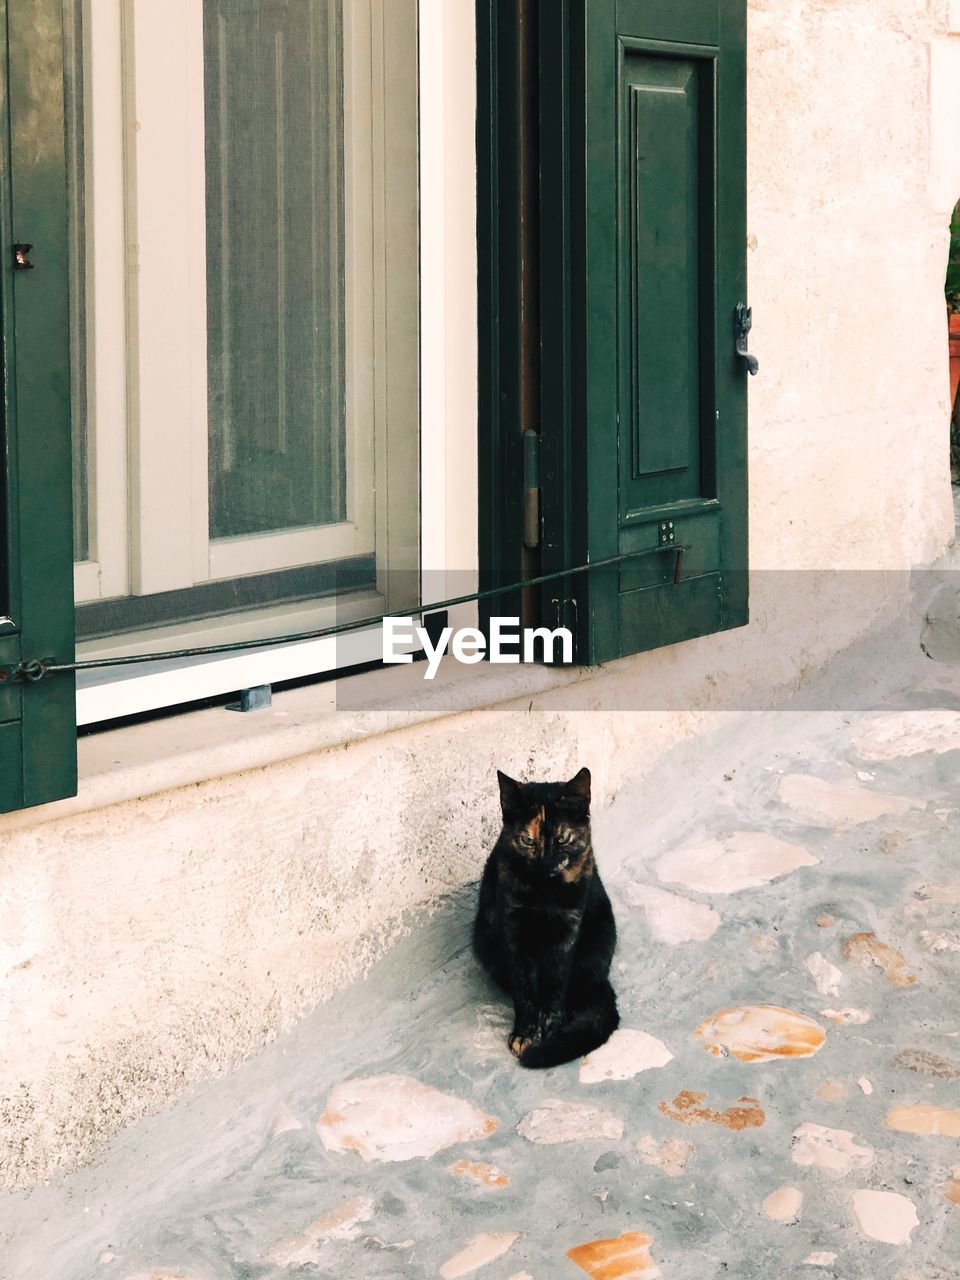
[23,0,478,726]
[0,0,748,815]
[64,0,449,723]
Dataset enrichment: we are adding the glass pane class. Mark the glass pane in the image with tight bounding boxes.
[204,0,347,541]
[74,0,421,652]
[64,0,89,563]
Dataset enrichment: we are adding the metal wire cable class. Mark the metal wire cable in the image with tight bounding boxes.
[11,545,685,681]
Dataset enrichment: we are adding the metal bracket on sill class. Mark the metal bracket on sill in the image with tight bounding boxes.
[226,684,273,713]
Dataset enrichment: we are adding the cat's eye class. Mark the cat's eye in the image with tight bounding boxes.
[519,834,536,847]
[557,831,574,845]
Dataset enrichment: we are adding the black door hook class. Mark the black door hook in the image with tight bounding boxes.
[734,302,758,376]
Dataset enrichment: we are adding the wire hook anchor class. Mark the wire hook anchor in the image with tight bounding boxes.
[10,544,694,680]
[734,302,759,376]
[14,658,50,683]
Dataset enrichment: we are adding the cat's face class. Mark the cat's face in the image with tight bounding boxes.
[496,767,592,880]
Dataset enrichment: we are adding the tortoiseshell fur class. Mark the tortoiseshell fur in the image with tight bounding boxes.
[473,767,619,1069]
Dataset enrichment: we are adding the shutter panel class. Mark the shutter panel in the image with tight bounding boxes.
[477,0,529,630]
[540,0,749,664]
[0,0,77,813]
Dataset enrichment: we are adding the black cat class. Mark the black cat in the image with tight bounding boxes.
[473,767,619,1069]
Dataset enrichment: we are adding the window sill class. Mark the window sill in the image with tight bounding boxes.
[0,656,592,834]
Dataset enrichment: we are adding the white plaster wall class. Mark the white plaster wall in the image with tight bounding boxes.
[748,0,955,571]
[0,0,956,1188]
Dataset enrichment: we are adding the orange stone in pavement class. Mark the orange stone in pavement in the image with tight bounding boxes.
[447,1159,510,1188]
[693,1005,825,1063]
[567,1231,660,1279]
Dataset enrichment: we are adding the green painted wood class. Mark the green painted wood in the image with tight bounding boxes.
[0,720,24,812]
[477,0,527,635]
[619,572,723,654]
[619,508,720,591]
[617,0,719,46]
[620,54,703,502]
[537,0,581,640]
[538,0,748,664]
[0,630,19,705]
[0,0,77,812]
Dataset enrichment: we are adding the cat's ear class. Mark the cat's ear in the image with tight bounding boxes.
[497,770,524,815]
[563,767,591,806]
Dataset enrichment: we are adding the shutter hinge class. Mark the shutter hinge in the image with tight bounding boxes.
[522,429,541,549]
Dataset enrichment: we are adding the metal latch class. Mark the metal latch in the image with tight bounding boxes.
[522,430,541,549]
[734,302,759,376]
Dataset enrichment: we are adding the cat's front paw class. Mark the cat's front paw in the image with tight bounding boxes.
[509,1028,540,1058]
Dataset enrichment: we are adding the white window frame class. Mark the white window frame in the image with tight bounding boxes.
[72,0,129,603]
[73,0,478,726]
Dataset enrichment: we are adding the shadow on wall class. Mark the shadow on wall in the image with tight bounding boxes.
[948,198,960,482]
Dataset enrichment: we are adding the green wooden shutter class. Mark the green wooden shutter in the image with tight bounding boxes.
[477,0,527,629]
[540,0,749,664]
[0,0,77,813]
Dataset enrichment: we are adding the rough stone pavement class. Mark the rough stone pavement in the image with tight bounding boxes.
[4,562,960,1279]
